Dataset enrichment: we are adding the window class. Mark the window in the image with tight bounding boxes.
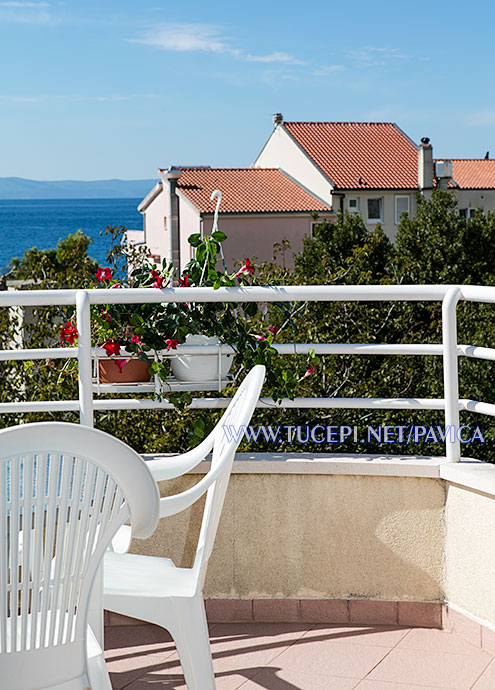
[459,208,476,219]
[348,198,359,213]
[367,198,383,223]
[395,195,410,224]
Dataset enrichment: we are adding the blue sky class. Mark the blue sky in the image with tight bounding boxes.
[1,0,494,180]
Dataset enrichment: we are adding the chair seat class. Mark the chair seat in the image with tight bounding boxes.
[104,551,198,600]
[103,366,266,690]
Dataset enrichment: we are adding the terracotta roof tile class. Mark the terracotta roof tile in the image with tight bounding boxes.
[176,168,330,213]
[283,121,418,190]
[449,159,495,189]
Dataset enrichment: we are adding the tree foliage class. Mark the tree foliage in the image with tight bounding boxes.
[250,191,495,461]
[3,192,495,461]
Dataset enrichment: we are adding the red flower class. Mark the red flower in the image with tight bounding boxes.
[130,335,140,344]
[253,334,266,341]
[306,365,315,376]
[115,359,127,373]
[59,322,78,345]
[151,270,164,288]
[235,259,254,278]
[165,338,179,351]
[103,341,121,357]
[268,324,279,337]
[110,282,122,289]
[95,267,113,282]
[179,273,190,287]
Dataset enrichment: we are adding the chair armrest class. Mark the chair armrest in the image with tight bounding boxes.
[158,453,229,518]
[146,433,216,482]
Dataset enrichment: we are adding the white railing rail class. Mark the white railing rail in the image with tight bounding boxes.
[1,283,495,462]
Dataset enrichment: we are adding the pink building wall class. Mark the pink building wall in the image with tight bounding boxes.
[143,189,168,263]
[140,184,334,272]
[178,197,201,269]
[201,214,334,270]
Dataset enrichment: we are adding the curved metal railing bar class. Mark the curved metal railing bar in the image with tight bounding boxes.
[0,283,495,462]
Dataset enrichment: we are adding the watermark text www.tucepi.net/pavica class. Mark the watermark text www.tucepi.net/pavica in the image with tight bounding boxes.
[222,424,485,445]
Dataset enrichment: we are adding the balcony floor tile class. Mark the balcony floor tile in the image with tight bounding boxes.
[366,646,491,689]
[104,622,495,690]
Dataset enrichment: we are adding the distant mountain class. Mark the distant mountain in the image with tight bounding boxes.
[0,177,157,200]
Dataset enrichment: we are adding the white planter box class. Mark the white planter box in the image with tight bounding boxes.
[170,334,234,383]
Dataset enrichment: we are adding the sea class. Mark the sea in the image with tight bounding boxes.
[0,198,143,272]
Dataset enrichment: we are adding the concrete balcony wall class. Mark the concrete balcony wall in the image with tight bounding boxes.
[130,456,446,604]
[445,480,495,625]
[128,455,495,629]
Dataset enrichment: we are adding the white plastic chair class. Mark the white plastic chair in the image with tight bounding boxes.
[0,421,160,690]
[104,364,266,690]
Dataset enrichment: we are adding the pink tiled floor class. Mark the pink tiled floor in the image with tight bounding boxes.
[104,621,495,690]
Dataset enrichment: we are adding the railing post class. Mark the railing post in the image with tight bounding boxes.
[442,287,461,462]
[75,290,105,660]
[75,290,94,427]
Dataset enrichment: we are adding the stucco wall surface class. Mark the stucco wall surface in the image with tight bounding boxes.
[143,190,168,261]
[201,215,331,270]
[254,126,333,206]
[455,189,495,214]
[130,473,445,602]
[445,482,495,623]
[338,192,418,241]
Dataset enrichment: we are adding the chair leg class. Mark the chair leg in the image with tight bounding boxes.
[169,595,216,690]
[87,625,113,690]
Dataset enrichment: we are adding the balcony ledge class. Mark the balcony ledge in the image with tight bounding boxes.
[144,452,494,486]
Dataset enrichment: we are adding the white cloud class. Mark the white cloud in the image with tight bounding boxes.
[0,95,43,102]
[312,64,345,77]
[0,1,53,23]
[0,93,160,103]
[467,109,495,127]
[131,23,307,67]
[0,2,50,6]
[245,51,306,66]
[65,94,160,103]
[347,46,425,67]
[131,23,237,55]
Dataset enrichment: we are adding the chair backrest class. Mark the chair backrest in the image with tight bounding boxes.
[0,422,159,690]
[157,365,265,589]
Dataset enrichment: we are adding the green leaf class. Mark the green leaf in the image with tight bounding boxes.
[212,231,227,242]
[188,233,201,247]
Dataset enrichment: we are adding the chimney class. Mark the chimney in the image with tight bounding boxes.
[435,160,453,190]
[418,137,434,190]
[273,113,283,127]
[158,166,182,274]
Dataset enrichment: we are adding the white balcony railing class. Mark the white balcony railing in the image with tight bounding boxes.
[2,283,495,463]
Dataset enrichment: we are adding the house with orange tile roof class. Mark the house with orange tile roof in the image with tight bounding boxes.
[132,116,495,268]
[253,116,495,239]
[253,118,426,240]
[130,167,333,271]
[448,159,495,219]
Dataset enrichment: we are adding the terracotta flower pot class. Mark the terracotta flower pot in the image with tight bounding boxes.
[98,358,151,383]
